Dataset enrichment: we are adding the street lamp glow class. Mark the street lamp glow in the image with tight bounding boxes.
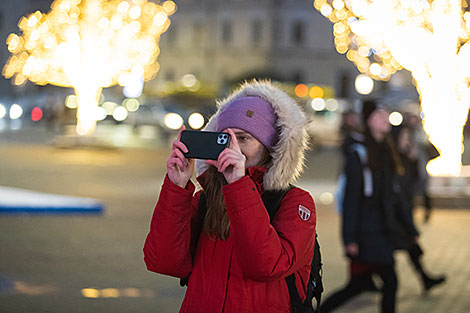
[9,104,23,120]
[355,74,374,95]
[3,0,175,135]
[188,112,205,129]
[163,112,183,130]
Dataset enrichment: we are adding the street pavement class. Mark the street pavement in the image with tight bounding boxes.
[0,126,469,313]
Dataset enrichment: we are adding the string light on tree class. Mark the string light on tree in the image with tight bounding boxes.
[3,0,176,135]
[314,0,470,176]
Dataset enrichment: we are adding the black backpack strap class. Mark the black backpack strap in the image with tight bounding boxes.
[197,191,207,220]
[180,191,207,287]
[286,274,309,313]
[261,185,294,222]
[285,235,323,313]
[311,234,323,313]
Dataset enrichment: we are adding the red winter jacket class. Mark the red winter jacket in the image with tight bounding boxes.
[143,167,316,313]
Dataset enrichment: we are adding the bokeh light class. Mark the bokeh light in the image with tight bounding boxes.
[295,84,309,98]
[31,107,43,121]
[95,107,107,121]
[389,111,403,126]
[163,112,183,130]
[10,104,23,119]
[122,98,140,112]
[325,98,339,111]
[182,74,197,88]
[0,104,6,119]
[112,106,128,122]
[311,98,326,111]
[65,95,78,109]
[354,74,374,95]
[319,192,334,205]
[102,101,118,115]
[188,112,205,129]
[309,86,324,99]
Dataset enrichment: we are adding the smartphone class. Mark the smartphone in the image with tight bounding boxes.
[180,130,231,160]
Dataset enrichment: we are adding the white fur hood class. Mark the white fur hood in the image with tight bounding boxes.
[196,80,310,191]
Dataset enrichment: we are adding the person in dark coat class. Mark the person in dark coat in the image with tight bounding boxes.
[391,124,446,292]
[321,100,405,313]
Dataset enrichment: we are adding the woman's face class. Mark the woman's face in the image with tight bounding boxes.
[230,128,267,168]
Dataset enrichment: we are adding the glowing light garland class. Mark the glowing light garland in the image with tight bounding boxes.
[3,0,176,135]
[314,0,470,176]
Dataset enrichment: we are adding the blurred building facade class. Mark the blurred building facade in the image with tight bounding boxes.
[0,0,358,99]
[146,0,357,96]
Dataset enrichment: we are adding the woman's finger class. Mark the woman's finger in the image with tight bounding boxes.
[174,158,185,172]
[205,159,218,168]
[173,148,188,166]
[218,151,242,173]
[176,125,186,141]
[227,128,241,152]
[172,140,189,154]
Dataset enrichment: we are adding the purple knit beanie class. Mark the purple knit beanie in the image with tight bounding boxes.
[216,96,278,151]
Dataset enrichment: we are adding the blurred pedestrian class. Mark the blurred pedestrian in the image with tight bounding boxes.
[321,100,406,313]
[335,108,379,292]
[340,109,364,156]
[392,123,446,292]
[143,80,316,313]
[400,107,438,223]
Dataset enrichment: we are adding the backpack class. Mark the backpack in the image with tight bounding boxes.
[181,187,323,313]
[335,143,373,214]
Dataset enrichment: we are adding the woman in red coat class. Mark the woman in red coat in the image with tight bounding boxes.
[144,80,316,313]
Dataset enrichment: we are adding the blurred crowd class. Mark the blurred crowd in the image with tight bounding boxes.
[321,99,446,313]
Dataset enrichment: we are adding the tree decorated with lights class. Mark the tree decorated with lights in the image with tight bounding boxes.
[314,0,470,176]
[3,0,176,135]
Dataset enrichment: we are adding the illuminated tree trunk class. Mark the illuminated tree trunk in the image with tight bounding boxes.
[75,85,102,136]
[419,82,466,176]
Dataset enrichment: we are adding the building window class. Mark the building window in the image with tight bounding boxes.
[222,20,233,45]
[165,25,177,47]
[165,69,175,81]
[252,19,262,45]
[291,20,305,45]
[292,71,303,84]
[193,22,204,46]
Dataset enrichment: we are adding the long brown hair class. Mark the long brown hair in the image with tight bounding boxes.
[203,148,272,241]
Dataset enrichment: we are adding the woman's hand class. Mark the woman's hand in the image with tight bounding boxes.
[206,128,246,184]
[167,126,195,188]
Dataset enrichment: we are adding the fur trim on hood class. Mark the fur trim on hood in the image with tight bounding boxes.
[196,80,310,191]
